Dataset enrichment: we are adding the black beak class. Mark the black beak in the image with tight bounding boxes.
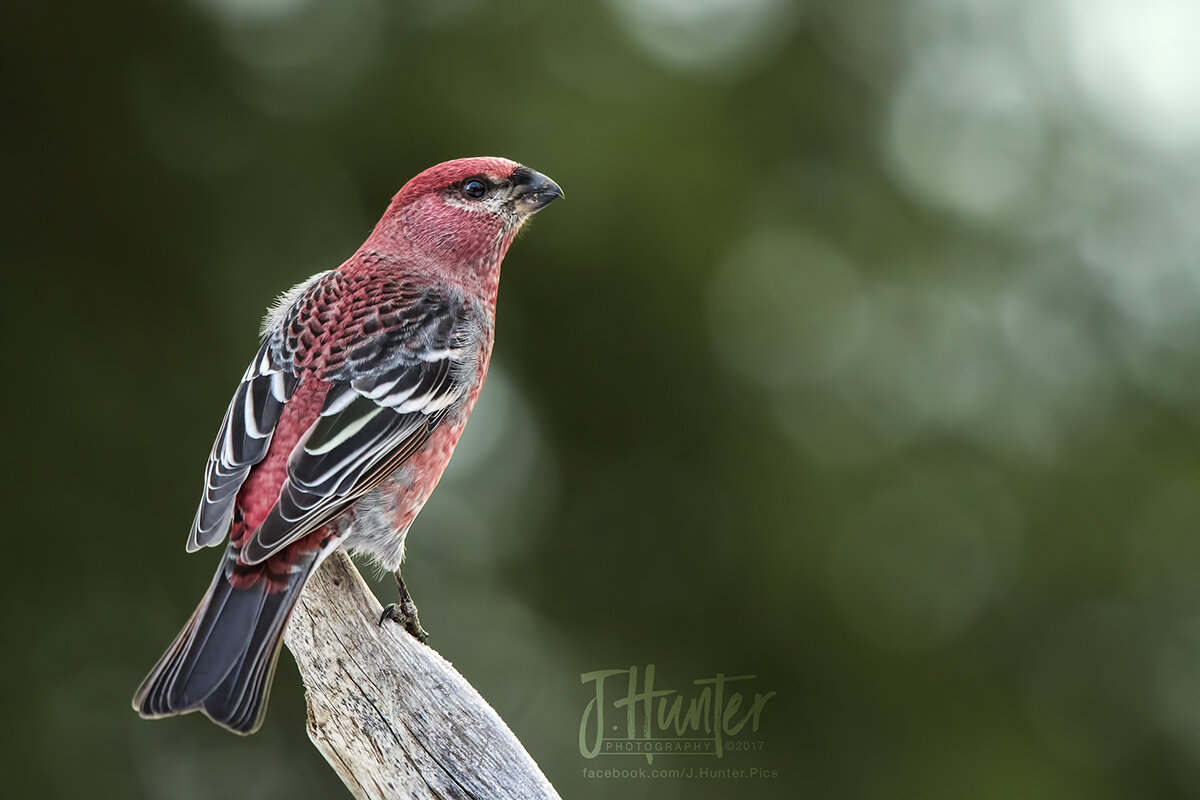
[511,166,564,213]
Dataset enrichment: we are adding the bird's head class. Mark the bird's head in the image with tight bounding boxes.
[367,157,563,285]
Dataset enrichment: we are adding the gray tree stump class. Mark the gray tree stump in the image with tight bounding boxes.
[283,551,561,800]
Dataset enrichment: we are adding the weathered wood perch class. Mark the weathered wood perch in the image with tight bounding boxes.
[283,551,561,800]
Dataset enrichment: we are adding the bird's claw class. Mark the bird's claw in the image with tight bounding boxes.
[379,600,429,643]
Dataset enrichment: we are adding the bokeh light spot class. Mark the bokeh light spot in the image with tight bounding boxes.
[1061,0,1200,151]
[607,0,801,77]
[829,464,1022,654]
[708,228,870,391]
[886,46,1045,222]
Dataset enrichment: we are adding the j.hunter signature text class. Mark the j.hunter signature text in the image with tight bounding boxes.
[579,665,776,764]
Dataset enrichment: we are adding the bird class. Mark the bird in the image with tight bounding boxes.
[132,157,562,734]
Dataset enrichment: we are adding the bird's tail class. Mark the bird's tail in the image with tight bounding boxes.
[132,540,331,734]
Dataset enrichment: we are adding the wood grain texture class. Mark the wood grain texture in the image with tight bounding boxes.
[283,551,561,800]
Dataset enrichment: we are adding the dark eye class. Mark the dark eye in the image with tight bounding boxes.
[462,179,487,199]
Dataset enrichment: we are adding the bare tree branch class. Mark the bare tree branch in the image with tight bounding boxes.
[283,551,561,800]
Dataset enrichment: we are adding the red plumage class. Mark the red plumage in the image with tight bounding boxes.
[133,157,561,733]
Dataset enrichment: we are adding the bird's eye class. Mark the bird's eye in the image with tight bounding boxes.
[462,180,487,199]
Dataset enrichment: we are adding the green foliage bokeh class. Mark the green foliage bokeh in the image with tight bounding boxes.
[5,1,1200,798]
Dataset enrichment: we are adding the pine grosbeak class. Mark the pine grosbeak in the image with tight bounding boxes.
[133,157,562,733]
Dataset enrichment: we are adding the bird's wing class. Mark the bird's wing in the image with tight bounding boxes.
[185,271,337,551]
[186,338,299,551]
[237,283,479,565]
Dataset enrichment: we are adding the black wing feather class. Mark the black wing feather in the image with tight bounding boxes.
[187,339,298,552]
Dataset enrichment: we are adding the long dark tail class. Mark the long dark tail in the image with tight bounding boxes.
[132,544,326,734]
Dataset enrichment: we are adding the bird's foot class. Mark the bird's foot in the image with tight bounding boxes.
[379,601,429,642]
[378,571,429,643]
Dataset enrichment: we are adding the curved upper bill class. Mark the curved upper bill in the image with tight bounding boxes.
[511,166,564,213]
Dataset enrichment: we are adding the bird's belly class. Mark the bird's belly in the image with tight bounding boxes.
[339,416,469,571]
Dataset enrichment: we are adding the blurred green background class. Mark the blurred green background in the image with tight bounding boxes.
[5,0,1200,798]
